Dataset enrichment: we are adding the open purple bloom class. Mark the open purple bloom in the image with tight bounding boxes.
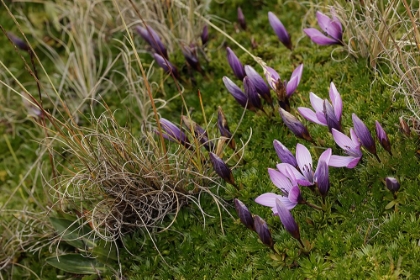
[243,77,262,111]
[329,128,362,168]
[153,53,179,78]
[201,25,209,45]
[385,177,400,193]
[275,199,302,243]
[237,7,247,30]
[298,82,342,132]
[226,47,245,80]
[222,76,249,109]
[255,168,302,214]
[264,65,303,111]
[136,26,168,58]
[268,12,292,50]
[273,140,298,168]
[253,216,274,248]
[375,121,392,155]
[279,108,313,142]
[159,118,189,146]
[209,152,235,186]
[304,8,343,46]
[244,65,272,104]
[352,114,377,157]
[234,199,254,231]
[277,145,332,187]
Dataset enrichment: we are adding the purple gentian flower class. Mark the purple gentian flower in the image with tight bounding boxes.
[275,199,303,245]
[253,215,274,249]
[222,76,249,109]
[159,118,189,146]
[375,121,392,155]
[234,199,254,231]
[304,8,343,46]
[226,47,245,80]
[201,25,209,45]
[268,12,292,50]
[152,53,179,78]
[329,128,362,168]
[385,177,400,193]
[273,140,298,168]
[209,152,235,186]
[243,77,262,111]
[279,108,313,142]
[277,145,332,187]
[181,115,212,151]
[352,114,378,157]
[182,45,201,72]
[298,82,342,132]
[237,7,246,30]
[255,168,303,213]
[244,65,272,104]
[264,64,303,111]
[136,26,168,58]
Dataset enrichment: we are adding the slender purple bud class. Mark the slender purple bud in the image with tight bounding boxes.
[273,140,298,168]
[352,114,377,156]
[243,77,262,111]
[182,45,202,72]
[222,76,249,109]
[201,25,209,45]
[135,26,168,58]
[385,177,400,193]
[279,108,313,142]
[375,121,392,155]
[226,47,245,80]
[268,12,292,50]
[7,32,30,51]
[217,107,236,150]
[275,199,301,242]
[315,160,329,197]
[253,215,274,249]
[234,199,254,231]
[209,152,235,185]
[159,118,189,147]
[244,65,272,103]
[152,53,179,78]
[237,7,247,30]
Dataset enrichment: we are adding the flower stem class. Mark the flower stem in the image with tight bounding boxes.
[305,201,323,211]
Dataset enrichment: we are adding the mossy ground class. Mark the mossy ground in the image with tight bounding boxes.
[1,0,420,279]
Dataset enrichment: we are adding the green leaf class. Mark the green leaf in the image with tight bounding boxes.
[46,254,108,275]
[50,217,94,249]
[385,200,396,210]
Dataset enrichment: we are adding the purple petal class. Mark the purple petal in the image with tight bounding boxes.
[275,199,301,240]
[316,11,331,34]
[318,148,332,165]
[385,177,400,192]
[310,92,325,113]
[237,7,247,30]
[375,121,392,154]
[226,47,245,80]
[324,100,341,132]
[286,64,303,97]
[303,28,340,45]
[314,160,329,196]
[329,82,342,121]
[279,108,312,141]
[136,26,168,58]
[268,168,293,193]
[201,25,209,45]
[268,12,292,50]
[328,155,361,168]
[330,7,343,34]
[288,186,302,204]
[244,65,271,98]
[253,216,274,248]
[316,11,342,42]
[296,144,313,174]
[160,118,187,144]
[332,128,360,154]
[153,53,178,76]
[222,76,248,108]
[273,140,298,168]
[255,193,297,213]
[209,152,234,184]
[298,107,327,126]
